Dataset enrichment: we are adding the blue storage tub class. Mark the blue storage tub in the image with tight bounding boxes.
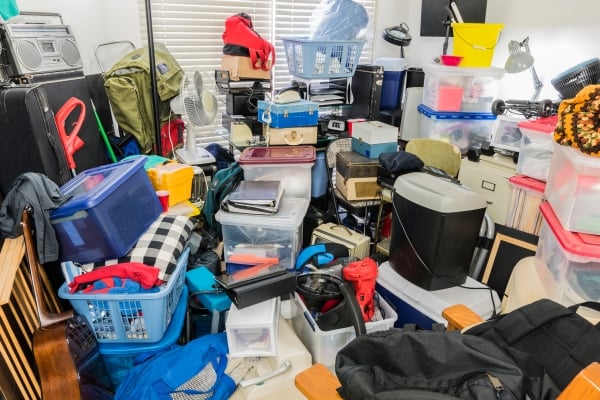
[51,156,162,263]
[98,286,188,390]
[258,99,319,128]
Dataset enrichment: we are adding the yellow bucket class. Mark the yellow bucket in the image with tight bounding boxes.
[451,23,504,67]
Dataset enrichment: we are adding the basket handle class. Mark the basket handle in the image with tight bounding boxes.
[453,29,502,51]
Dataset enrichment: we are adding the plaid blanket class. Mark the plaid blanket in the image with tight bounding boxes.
[80,215,195,282]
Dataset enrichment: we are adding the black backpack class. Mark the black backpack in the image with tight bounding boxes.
[465,299,600,394]
[335,329,533,400]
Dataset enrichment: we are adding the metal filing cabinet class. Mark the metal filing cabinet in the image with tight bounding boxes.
[458,153,516,225]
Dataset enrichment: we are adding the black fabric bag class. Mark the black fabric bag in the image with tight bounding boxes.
[335,329,535,400]
[465,299,600,394]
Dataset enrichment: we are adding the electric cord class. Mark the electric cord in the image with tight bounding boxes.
[389,188,499,318]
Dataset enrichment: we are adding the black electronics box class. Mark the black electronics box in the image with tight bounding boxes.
[222,271,297,309]
[226,92,265,116]
[350,64,384,120]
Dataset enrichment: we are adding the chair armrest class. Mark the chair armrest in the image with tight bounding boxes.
[295,363,342,400]
[558,362,600,400]
[442,304,485,331]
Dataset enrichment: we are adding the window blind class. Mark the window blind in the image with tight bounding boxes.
[137,0,377,146]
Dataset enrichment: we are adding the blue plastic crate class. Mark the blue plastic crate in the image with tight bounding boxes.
[98,286,188,390]
[282,36,365,79]
[58,247,190,343]
[51,156,162,264]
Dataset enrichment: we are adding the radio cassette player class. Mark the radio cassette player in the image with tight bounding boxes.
[0,23,83,78]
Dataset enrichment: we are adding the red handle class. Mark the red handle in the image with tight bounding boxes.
[55,97,86,170]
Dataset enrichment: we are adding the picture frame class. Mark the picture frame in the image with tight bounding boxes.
[481,224,539,297]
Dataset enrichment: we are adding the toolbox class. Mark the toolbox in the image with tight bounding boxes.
[263,125,318,146]
[350,121,398,158]
[335,151,382,200]
[258,99,319,128]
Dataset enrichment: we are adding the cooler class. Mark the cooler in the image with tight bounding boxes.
[516,116,557,182]
[545,142,600,235]
[417,104,497,154]
[350,120,398,159]
[374,57,407,110]
[215,197,309,270]
[257,99,319,128]
[376,261,500,329]
[389,172,487,290]
[537,202,600,305]
[239,146,315,200]
[50,156,162,263]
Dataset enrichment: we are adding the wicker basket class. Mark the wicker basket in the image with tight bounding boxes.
[551,58,600,99]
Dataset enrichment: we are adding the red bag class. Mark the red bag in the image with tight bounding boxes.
[160,117,184,157]
[222,13,275,71]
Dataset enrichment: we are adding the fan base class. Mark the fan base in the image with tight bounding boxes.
[174,147,216,165]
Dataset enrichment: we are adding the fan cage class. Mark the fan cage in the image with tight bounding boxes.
[551,58,600,99]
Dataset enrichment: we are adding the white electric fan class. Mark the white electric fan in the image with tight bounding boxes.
[171,69,217,165]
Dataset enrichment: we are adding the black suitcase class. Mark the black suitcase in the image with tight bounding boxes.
[0,84,72,196]
[350,64,384,120]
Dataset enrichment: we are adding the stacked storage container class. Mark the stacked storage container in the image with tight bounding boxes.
[417,63,504,153]
[257,99,319,146]
[535,144,600,307]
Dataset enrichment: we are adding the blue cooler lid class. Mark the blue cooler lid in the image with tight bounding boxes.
[51,156,148,219]
[417,104,496,120]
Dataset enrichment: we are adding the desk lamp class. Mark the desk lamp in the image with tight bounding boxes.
[505,37,543,101]
[382,22,411,58]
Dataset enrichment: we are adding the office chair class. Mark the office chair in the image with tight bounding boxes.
[325,138,381,234]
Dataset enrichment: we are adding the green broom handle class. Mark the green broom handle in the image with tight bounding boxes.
[90,99,118,163]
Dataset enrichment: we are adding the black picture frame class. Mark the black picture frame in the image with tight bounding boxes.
[420,0,488,37]
[481,224,539,298]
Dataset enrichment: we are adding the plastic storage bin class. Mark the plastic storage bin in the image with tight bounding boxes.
[417,104,497,153]
[537,202,600,304]
[226,298,280,358]
[98,286,188,390]
[422,63,505,112]
[51,156,162,263]
[147,162,194,206]
[374,57,407,110]
[281,36,365,79]
[59,247,190,343]
[376,261,500,329]
[290,290,397,369]
[215,197,309,270]
[516,116,558,182]
[506,175,545,236]
[490,115,524,153]
[239,146,315,200]
[545,142,600,234]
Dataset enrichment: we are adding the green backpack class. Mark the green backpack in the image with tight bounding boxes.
[104,43,183,153]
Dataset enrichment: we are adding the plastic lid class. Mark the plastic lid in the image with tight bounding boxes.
[215,197,309,228]
[239,146,316,164]
[374,57,407,71]
[422,63,505,79]
[417,104,496,120]
[517,116,558,134]
[540,202,600,257]
[509,175,546,193]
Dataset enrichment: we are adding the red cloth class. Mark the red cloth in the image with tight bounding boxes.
[68,262,162,294]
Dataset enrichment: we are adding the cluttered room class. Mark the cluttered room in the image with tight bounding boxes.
[1,0,600,399]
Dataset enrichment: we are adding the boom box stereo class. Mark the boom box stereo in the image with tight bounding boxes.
[0,22,82,79]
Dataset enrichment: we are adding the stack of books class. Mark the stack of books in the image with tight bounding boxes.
[221,180,284,215]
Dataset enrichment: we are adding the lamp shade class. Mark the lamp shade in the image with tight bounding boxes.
[505,52,534,73]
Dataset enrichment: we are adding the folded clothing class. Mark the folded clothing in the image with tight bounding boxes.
[68,262,161,294]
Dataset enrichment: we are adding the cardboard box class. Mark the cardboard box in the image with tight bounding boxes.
[221,55,272,81]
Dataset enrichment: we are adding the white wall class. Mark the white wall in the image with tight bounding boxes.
[14,0,600,100]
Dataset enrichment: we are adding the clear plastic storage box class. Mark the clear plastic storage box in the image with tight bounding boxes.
[51,156,162,263]
[516,116,558,182]
[290,291,397,370]
[490,115,524,153]
[545,142,600,234]
[226,298,280,358]
[215,197,309,270]
[537,202,600,305]
[422,63,505,112]
[417,104,497,153]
